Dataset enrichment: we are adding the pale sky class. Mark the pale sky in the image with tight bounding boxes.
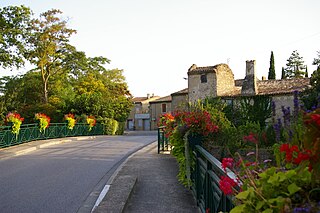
[1,0,320,97]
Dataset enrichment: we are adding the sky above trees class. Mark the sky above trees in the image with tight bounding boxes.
[1,0,320,97]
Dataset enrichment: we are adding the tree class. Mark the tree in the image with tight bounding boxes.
[313,51,320,70]
[281,67,286,79]
[284,50,306,78]
[305,66,308,78]
[268,51,276,79]
[0,5,31,69]
[26,9,76,104]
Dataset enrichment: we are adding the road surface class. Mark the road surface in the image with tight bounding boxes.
[0,133,157,213]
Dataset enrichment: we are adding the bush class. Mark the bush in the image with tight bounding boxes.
[102,118,118,135]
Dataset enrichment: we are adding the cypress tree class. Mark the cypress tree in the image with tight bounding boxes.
[281,67,286,79]
[305,66,308,77]
[268,51,276,79]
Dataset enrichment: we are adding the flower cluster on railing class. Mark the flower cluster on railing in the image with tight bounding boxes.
[35,113,51,133]
[86,115,96,131]
[5,112,24,136]
[65,113,76,130]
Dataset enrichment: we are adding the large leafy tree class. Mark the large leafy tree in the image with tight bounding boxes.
[0,5,31,69]
[284,50,306,78]
[268,51,276,79]
[26,9,76,104]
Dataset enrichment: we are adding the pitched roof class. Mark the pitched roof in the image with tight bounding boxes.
[257,78,310,95]
[171,88,188,96]
[131,97,148,103]
[220,78,310,97]
[149,95,172,103]
[131,96,161,103]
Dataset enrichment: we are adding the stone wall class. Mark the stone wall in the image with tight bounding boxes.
[188,72,217,103]
[215,64,236,96]
[171,94,188,111]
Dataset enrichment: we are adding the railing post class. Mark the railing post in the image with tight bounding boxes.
[158,127,161,154]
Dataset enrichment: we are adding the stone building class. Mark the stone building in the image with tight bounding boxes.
[188,63,235,102]
[126,94,160,130]
[149,95,172,130]
[171,88,188,111]
[187,60,310,121]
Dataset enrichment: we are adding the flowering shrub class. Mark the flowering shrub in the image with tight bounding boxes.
[35,113,50,133]
[5,112,24,135]
[65,113,76,130]
[158,113,175,137]
[175,110,219,136]
[218,109,320,213]
[86,115,96,131]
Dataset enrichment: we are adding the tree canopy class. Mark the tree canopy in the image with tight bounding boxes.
[0,5,132,125]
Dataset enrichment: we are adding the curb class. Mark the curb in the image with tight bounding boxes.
[0,136,98,160]
[94,175,137,213]
[91,142,158,213]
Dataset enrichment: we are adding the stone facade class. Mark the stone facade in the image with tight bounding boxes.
[187,64,235,103]
[149,96,172,130]
[171,88,188,111]
[126,95,160,131]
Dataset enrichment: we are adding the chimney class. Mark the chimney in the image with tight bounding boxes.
[147,93,150,99]
[241,60,258,95]
[262,76,266,80]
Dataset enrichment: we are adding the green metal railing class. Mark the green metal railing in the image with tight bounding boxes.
[157,126,171,154]
[191,145,236,213]
[0,123,104,148]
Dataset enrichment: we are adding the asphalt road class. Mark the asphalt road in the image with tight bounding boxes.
[0,133,157,213]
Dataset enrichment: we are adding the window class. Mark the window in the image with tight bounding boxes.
[200,74,207,83]
[161,104,167,113]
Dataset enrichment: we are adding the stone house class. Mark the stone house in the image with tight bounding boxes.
[187,60,310,120]
[126,94,160,131]
[149,95,172,130]
[171,88,188,111]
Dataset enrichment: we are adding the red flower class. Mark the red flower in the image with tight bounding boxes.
[280,143,290,152]
[219,176,237,195]
[310,114,320,127]
[222,158,233,171]
[243,132,258,144]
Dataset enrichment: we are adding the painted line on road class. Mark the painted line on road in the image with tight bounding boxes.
[91,184,110,212]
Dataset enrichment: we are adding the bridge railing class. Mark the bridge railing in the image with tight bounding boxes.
[191,145,236,213]
[0,123,104,148]
[157,126,171,154]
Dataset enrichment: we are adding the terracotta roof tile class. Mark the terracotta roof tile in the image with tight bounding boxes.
[257,78,310,95]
